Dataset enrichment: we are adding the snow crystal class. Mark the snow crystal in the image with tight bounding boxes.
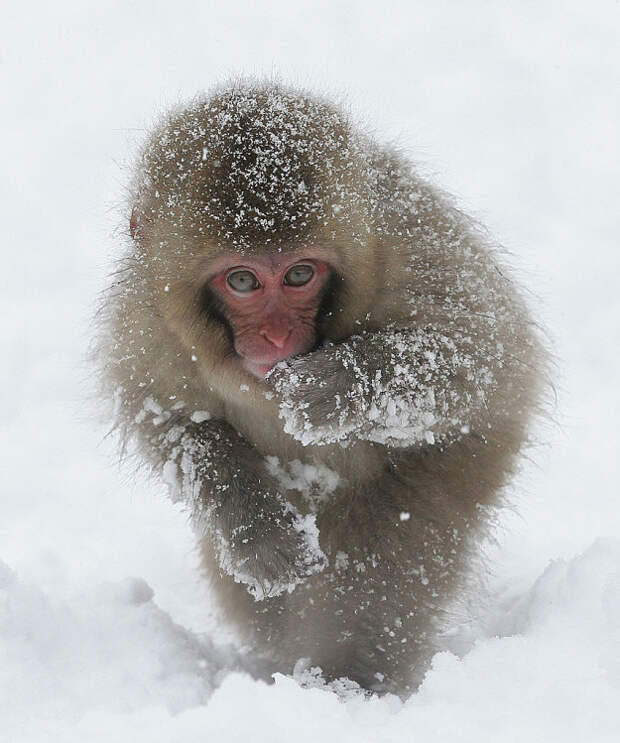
[135,395,172,426]
[162,459,180,500]
[292,660,368,700]
[190,410,212,423]
[265,455,341,510]
[334,551,350,571]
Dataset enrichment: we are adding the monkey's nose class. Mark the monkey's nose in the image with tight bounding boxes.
[260,328,291,349]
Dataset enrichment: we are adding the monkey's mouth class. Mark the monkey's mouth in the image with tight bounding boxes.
[241,357,277,379]
[237,337,311,379]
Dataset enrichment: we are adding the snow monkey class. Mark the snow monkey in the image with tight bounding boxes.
[98,81,545,696]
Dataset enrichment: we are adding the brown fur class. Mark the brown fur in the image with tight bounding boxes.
[97,80,546,696]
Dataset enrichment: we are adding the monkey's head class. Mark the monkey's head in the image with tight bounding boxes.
[127,82,385,383]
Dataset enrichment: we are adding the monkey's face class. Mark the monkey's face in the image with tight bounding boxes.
[207,250,333,378]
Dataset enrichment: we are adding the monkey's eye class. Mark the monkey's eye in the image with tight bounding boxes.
[284,264,314,286]
[227,270,260,292]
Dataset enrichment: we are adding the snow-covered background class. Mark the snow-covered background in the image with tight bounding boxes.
[2,1,619,741]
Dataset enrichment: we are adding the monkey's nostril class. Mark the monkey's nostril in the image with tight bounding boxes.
[261,329,291,349]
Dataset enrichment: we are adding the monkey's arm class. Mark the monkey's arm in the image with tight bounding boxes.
[162,419,326,599]
[269,326,498,447]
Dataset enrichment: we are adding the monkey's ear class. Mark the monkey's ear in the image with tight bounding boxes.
[130,208,142,241]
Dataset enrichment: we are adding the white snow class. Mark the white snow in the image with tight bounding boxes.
[2,541,620,741]
[190,410,212,423]
[1,1,619,741]
[265,455,342,509]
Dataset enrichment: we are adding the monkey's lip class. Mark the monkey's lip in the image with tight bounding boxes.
[241,358,276,379]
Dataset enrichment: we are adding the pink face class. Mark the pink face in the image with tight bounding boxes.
[207,251,333,378]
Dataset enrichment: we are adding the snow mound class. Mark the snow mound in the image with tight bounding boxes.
[0,563,229,741]
[2,539,620,742]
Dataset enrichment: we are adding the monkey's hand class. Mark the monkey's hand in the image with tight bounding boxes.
[268,340,372,446]
[214,492,328,602]
[269,328,490,447]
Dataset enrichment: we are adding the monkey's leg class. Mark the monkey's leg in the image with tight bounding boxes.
[283,464,471,696]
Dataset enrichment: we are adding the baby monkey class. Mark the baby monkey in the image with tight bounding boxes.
[99,81,545,696]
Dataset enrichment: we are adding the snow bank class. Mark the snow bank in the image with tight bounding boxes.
[3,540,619,742]
[0,565,221,741]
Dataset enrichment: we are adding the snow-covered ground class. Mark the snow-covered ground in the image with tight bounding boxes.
[2,2,619,741]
